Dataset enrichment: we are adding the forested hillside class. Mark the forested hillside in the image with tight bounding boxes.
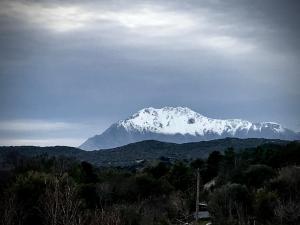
[0,138,289,167]
[0,141,299,225]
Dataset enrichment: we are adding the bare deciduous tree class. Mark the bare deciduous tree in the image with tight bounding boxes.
[275,200,300,225]
[1,192,23,225]
[89,207,121,225]
[42,174,83,225]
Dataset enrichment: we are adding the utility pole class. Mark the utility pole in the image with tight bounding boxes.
[195,168,200,223]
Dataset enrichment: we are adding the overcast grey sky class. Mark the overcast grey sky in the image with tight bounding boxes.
[0,0,299,146]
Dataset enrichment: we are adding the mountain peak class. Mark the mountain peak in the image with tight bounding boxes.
[118,106,209,135]
[137,106,200,115]
[79,107,299,150]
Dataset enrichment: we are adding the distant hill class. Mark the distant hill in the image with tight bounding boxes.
[0,138,291,167]
[80,107,300,150]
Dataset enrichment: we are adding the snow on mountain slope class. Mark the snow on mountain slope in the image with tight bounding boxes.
[79,107,299,150]
[119,107,252,135]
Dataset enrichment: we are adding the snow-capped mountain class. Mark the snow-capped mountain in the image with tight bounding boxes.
[80,107,299,150]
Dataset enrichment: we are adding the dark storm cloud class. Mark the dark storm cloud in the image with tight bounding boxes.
[0,0,299,146]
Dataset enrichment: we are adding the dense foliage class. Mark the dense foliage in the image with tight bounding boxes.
[0,138,288,167]
[0,141,299,225]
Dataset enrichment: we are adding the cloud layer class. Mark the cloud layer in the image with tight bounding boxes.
[0,0,299,146]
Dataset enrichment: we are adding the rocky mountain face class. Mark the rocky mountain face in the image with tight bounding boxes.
[80,107,299,150]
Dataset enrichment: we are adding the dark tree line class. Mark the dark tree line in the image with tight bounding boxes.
[0,141,299,225]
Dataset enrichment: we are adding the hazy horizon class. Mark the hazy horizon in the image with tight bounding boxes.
[0,0,299,146]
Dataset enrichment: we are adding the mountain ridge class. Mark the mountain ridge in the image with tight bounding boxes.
[80,107,299,150]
